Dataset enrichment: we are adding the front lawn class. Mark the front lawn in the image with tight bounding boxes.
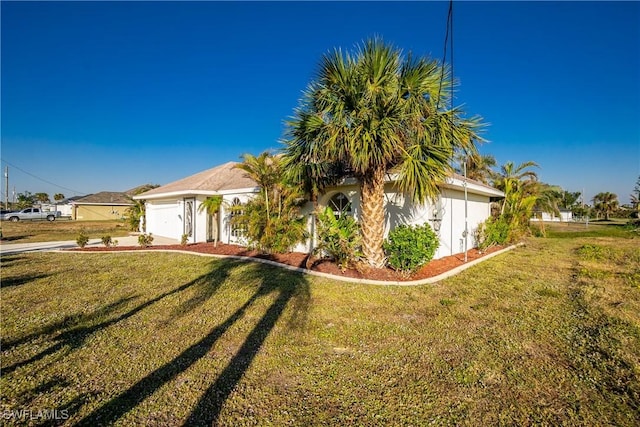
[1,230,639,425]
[0,220,131,243]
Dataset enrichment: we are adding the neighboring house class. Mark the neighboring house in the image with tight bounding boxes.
[135,161,504,259]
[71,192,134,221]
[54,195,86,218]
[532,209,573,222]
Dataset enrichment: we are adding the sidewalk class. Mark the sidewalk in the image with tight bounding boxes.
[0,235,179,255]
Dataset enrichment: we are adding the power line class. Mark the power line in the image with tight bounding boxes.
[436,0,454,112]
[1,158,86,195]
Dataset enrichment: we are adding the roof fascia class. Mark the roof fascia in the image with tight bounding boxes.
[134,187,260,200]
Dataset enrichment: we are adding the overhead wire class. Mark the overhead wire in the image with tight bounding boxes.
[436,0,454,112]
[0,158,86,195]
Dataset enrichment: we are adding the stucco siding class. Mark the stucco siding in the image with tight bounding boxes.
[73,205,129,221]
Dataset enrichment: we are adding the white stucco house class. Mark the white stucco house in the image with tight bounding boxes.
[531,209,573,222]
[134,161,504,260]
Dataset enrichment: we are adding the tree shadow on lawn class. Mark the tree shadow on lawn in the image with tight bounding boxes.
[0,254,27,267]
[1,260,231,376]
[0,272,53,288]
[2,297,136,352]
[75,261,310,426]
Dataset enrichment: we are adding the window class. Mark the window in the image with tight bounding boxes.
[329,192,351,217]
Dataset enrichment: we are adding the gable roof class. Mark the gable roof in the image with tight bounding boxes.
[135,160,503,201]
[72,192,134,205]
[135,162,258,200]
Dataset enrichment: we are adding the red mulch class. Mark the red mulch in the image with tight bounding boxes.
[76,242,506,282]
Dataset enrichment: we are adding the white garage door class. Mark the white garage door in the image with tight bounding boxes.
[146,200,180,240]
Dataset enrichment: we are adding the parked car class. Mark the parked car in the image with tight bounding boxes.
[1,208,62,222]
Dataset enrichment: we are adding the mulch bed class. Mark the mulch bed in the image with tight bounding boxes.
[75,242,506,282]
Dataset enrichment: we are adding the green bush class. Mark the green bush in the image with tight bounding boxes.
[76,229,90,248]
[384,224,439,276]
[138,233,154,248]
[181,234,189,246]
[231,187,308,254]
[314,207,362,271]
[101,235,113,247]
[529,223,546,238]
[475,217,511,250]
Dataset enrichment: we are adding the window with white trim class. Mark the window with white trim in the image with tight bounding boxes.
[329,192,352,217]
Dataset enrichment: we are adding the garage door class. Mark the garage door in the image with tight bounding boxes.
[146,201,179,239]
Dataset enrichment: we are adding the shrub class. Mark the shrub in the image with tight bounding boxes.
[384,224,439,276]
[138,233,154,248]
[181,234,189,246]
[76,229,90,248]
[314,206,362,271]
[529,223,546,238]
[232,187,308,254]
[475,217,510,250]
[101,235,113,247]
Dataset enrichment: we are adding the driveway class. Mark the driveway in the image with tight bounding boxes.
[0,235,179,255]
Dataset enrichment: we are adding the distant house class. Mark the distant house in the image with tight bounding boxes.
[54,195,85,218]
[532,209,573,222]
[71,192,134,221]
[135,161,504,260]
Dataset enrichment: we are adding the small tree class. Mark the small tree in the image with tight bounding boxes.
[54,193,65,202]
[125,184,160,232]
[592,192,619,220]
[34,192,50,204]
[76,228,90,248]
[198,195,223,247]
[233,152,308,254]
[314,206,362,272]
[631,176,640,218]
[16,191,35,209]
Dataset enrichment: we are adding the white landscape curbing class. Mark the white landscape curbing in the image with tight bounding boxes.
[52,243,523,286]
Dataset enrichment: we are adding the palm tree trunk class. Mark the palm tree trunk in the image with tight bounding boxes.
[360,167,386,268]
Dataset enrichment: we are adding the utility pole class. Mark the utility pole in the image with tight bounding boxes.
[4,166,8,210]
[463,160,468,263]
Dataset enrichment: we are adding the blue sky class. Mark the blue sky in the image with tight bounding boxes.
[2,1,639,204]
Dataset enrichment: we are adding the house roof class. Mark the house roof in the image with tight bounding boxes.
[135,160,504,201]
[445,173,505,197]
[72,192,134,205]
[125,184,159,196]
[135,162,258,200]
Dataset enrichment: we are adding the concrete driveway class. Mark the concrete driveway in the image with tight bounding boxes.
[0,235,179,255]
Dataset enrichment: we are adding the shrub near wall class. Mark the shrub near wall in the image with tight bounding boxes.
[315,207,362,271]
[384,224,439,276]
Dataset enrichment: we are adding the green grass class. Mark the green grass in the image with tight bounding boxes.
[1,230,639,425]
[544,218,638,239]
[0,220,131,243]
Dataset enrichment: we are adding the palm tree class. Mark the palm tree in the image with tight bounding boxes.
[34,192,50,204]
[631,176,640,218]
[236,152,281,222]
[125,184,160,232]
[235,152,307,253]
[534,183,563,220]
[198,195,223,246]
[283,38,484,267]
[492,161,539,216]
[456,153,496,184]
[592,192,619,220]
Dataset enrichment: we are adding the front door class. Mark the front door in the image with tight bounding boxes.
[183,198,195,243]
